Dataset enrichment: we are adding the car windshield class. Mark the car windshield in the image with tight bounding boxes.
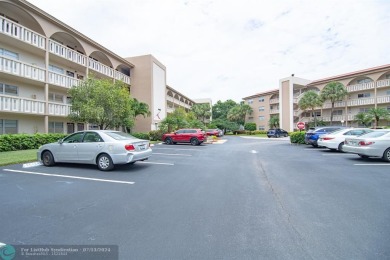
[330,128,350,135]
[105,131,138,140]
[359,131,390,138]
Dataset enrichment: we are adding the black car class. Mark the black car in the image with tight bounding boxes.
[267,128,288,138]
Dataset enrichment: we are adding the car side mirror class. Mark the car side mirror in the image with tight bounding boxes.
[58,139,64,144]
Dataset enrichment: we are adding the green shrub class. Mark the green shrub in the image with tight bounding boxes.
[149,130,164,141]
[131,132,150,140]
[289,131,306,144]
[232,130,246,135]
[0,133,67,152]
[244,122,257,131]
[254,130,267,135]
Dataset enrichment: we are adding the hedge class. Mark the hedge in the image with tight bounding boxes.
[0,133,67,152]
[289,131,306,144]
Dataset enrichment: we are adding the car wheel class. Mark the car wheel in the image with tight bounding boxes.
[97,154,114,171]
[358,154,369,159]
[382,148,390,162]
[284,133,288,137]
[42,151,55,166]
[275,134,280,138]
[338,142,345,152]
[165,137,173,145]
[190,138,199,146]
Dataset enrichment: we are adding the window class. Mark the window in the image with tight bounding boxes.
[0,119,18,134]
[259,116,265,121]
[49,64,64,74]
[386,74,390,79]
[357,93,370,98]
[66,71,75,77]
[359,108,370,113]
[88,124,99,130]
[49,122,64,133]
[0,48,19,60]
[77,123,85,131]
[0,83,18,96]
[63,132,84,143]
[357,78,373,84]
[258,126,265,130]
[49,93,64,103]
[83,132,103,142]
[313,112,321,117]
[258,96,265,102]
[258,106,265,112]
[332,110,343,116]
[386,90,390,96]
[247,99,253,105]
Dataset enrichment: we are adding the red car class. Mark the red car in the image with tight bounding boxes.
[162,129,206,146]
[205,129,220,136]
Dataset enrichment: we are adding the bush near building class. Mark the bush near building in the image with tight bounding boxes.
[244,122,257,131]
[290,131,306,144]
[0,133,67,152]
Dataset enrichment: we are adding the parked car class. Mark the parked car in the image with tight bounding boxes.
[218,129,224,137]
[317,128,374,152]
[162,129,206,146]
[305,126,345,147]
[205,129,220,136]
[267,128,288,138]
[37,130,152,171]
[343,129,390,162]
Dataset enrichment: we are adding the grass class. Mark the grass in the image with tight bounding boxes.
[0,149,38,166]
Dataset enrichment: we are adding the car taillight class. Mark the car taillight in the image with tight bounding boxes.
[358,141,374,146]
[323,137,334,140]
[125,144,135,151]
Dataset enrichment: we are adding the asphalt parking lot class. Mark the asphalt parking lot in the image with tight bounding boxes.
[1,136,389,259]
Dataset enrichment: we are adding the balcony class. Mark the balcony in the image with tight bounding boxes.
[114,70,131,85]
[377,79,390,88]
[0,95,45,115]
[48,72,82,88]
[346,81,375,92]
[0,17,46,49]
[49,40,87,66]
[269,109,279,114]
[269,98,279,104]
[0,56,45,82]
[48,102,71,116]
[377,95,390,104]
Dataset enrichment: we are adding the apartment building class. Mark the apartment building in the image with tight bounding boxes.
[0,0,197,135]
[243,64,390,132]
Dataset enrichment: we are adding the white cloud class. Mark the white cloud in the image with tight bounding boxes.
[28,0,390,103]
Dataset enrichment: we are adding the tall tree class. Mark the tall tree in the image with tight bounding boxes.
[367,107,390,128]
[131,98,151,119]
[320,81,348,125]
[212,100,237,120]
[191,103,211,125]
[227,101,253,126]
[159,108,188,132]
[68,77,132,130]
[298,90,323,127]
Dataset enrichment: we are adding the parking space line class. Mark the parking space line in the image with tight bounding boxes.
[354,163,390,166]
[321,153,356,156]
[138,161,174,166]
[153,153,192,156]
[3,169,135,184]
[304,148,328,150]
[152,148,201,151]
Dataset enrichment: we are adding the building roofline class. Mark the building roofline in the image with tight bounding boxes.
[307,64,390,86]
[18,0,135,67]
[166,85,195,104]
[242,88,279,100]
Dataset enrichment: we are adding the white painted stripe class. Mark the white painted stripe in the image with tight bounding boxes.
[153,153,192,156]
[3,169,135,184]
[137,161,174,166]
[153,148,201,151]
[23,161,43,168]
[304,148,328,150]
[251,150,258,154]
[321,153,356,156]
[354,163,390,166]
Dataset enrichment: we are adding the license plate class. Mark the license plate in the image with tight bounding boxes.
[139,145,146,150]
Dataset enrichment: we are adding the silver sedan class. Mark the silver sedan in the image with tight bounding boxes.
[343,129,390,162]
[37,130,152,171]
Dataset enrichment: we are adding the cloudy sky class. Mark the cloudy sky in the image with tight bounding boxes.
[28,0,390,103]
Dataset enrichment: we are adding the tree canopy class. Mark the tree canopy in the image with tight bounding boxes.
[298,90,323,127]
[191,103,211,125]
[68,77,133,130]
[320,82,348,124]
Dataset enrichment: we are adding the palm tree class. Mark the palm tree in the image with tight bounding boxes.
[320,81,348,125]
[268,116,279,129]
[298,90,323,127]
[227,102,253,126]
[131,98,151,119]
[354,112,374,127]
[367,107,390,128]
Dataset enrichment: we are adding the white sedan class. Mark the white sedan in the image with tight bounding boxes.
[37,130,152,171]
[317,128,373,152]
[343,129,390,162]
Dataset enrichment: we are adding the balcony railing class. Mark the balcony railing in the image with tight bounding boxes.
[48,72,82,88]
[377,79,390,88]
[0,56,45,81]
[114,71,131,85]
[49,40,87,66]
[347,97,375,106]
[377,95,390,104]
[0,95,45,114]
[269,98,279,104]
[89,58,114,78]
[269,109,279,114]
[346,81,376,92]
[0,17,46,49]
[48,102,71,116]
